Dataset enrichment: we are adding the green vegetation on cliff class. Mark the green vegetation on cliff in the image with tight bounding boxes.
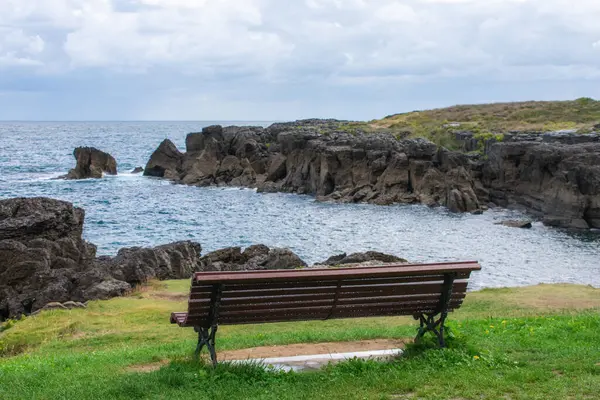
[1,282,599,399]
[332,98,600,150]
[372,98,600,135]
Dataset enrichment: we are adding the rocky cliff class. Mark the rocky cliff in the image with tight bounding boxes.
[482,140,600,229]
[144,120,484,213]
[0,198,202,319]
[143,120,600,229]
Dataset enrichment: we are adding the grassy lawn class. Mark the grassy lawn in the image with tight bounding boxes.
[1,282,599,399]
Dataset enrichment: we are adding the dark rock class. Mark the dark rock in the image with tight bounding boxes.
[0,197,203,320]
[143,139,184,179]
[261,248,307,269]
[63,147,117,179]
[319,251,407,266]
[186,125,224,153]
[0,197,85,241]
[141,119,599,229]
[494,220,533,229]
[541,131,600,145]
[266,154,287,182]
[320,253,347,266]
[131,167,144,174]
[106,241,202,284]
[482,141,600,229]
[242,244,270,259]
[198,245,306,271]
[143,121,485,213]
[80,279,131,300]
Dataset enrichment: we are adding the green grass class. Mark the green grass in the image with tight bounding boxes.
[1,282,599,399]
[373,98,600,133]
[357,98,600,150]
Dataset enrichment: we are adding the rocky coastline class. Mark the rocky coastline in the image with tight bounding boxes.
[142,120,600,230]
[0,197,406,320]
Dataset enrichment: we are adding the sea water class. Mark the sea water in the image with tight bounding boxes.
[1,121,599,290]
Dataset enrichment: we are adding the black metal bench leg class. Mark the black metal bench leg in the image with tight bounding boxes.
[194,325,219,366]
[413,313,447,348]
[207,325,218,367]
[437,313,448,348]
[413,273,455,348]
[194,326,209,358]
[414,313,427,343]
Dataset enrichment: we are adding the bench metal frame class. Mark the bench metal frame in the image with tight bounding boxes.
[414,273,455,347]
[193,283,222,366]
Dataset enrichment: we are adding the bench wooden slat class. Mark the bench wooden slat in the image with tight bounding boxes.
[215,273,471,291]
[185,302,464,326]
[193,281,467,302]
[217,303,461,325]
[191,286,337,298]
[216,298,463,318]
[338,281,468,297]
[193,262,480,284]
[200,292,465,310]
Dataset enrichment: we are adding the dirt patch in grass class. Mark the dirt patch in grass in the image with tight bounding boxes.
[69,331,87,340]
[126,360,170,373]
[217,338,407,361]
[125,339,407,372]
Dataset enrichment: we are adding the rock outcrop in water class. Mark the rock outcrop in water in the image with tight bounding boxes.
[494,220,533,229]
[143,120,600,229]
[143,121,484,213]
[0,197,201,319]
[62,147,118,179]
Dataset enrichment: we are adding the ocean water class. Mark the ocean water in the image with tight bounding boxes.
[1,121,599,290]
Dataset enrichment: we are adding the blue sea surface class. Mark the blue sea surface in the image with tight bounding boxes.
[1,121,599,290]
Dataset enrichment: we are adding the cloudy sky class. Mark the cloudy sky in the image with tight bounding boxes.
[1,0,599,121]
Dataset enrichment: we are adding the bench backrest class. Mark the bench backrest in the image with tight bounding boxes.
[171,261,481,328]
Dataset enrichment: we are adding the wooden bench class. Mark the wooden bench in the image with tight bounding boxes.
[171,261,481,365]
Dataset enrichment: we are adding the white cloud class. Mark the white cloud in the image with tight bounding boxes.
[1,0,600,119]
[0,27,45,67]
[1,0,600,80]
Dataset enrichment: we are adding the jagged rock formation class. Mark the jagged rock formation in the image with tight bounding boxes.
[1,197,115,319]
[62,147,117,179]
[0,197,201,319]
[482,141,600,229]
[143,139,184,179]
[96,241,202,285]
[143,120,600,229]
[143,121,484,213]
[198,244,307,271]
[318,251,407,266]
